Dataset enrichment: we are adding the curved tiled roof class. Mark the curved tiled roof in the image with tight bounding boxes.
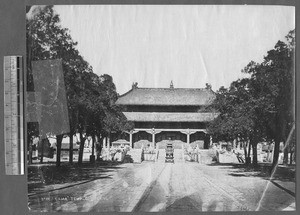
[116,88,216,106]
[123,112,219,122]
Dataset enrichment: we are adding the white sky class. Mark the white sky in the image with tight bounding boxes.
[54,5,295,94]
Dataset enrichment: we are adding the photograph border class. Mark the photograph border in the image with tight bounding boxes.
[0,0,298,214]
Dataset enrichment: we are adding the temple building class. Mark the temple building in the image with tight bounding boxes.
[115,82,219,149]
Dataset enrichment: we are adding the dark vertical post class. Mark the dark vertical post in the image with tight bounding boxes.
[204,134,210,149]
[40,138,44,164]
[78,133,85,165]
[28,135,32,164]
[56,135,63,167]
[109,132,112,147]
[90,135,95,163]
[69,133,73,163]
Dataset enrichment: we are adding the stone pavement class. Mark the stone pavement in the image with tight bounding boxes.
[28,160,295,212]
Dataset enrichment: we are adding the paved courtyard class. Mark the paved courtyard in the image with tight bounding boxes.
[28,159,295,212]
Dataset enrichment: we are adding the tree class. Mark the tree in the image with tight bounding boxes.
[26,6,135,167]
[243,30,295,168]
[30,59,70,166]
[207,78,263,165]
[27,6,92,166]
[208,30,295,168]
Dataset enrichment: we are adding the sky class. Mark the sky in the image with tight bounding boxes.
[53,5,295,94]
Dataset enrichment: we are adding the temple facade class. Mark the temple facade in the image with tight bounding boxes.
[115,82,219,149]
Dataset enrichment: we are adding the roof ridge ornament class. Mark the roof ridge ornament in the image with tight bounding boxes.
[170,80,174,89]
[132,82,138,89]
[205,83,212,90]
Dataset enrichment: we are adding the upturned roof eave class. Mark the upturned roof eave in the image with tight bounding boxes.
[115,103,213,106]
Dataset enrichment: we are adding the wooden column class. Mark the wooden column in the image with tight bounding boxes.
[129,132,133,148]
[187,133,190,144]
[182,129,196,145]
[152,133,155,147]
[145,129,161,148]
[126,130,138,148]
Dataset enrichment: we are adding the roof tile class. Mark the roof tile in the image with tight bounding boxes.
[123,112,219,122]
[116,88,215,106]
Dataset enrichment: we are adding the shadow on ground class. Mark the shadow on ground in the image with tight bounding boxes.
[28,161,124,195]
[206,162,295,182]
[165,194,239,212]
[207,162,296,199]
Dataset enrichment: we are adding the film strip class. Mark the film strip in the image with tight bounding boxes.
[4,56,24,175]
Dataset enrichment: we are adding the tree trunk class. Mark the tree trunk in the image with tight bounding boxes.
[28,136,33,164]
[283,147,289,165]
[100,137,103,155]
[78,132,86,165]
[250,134,258,166]
[92,136,95,156]
[247,140,251,158]
[69,133,73,163]
[283,120,294,166]
[243,142,247,161]
[40,139,44,164]
[245,140,251,165]
[252,142,258,166]
[90,135,96,163]
[109,132,111,147]
[56,135,63,167]
[96,135,103,161]
[272,139,280,170]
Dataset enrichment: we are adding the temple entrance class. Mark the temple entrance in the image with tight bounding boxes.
[190,131,210,149]
[154,131,184,163]
[132,131,151,149]
[155,131,186,149]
